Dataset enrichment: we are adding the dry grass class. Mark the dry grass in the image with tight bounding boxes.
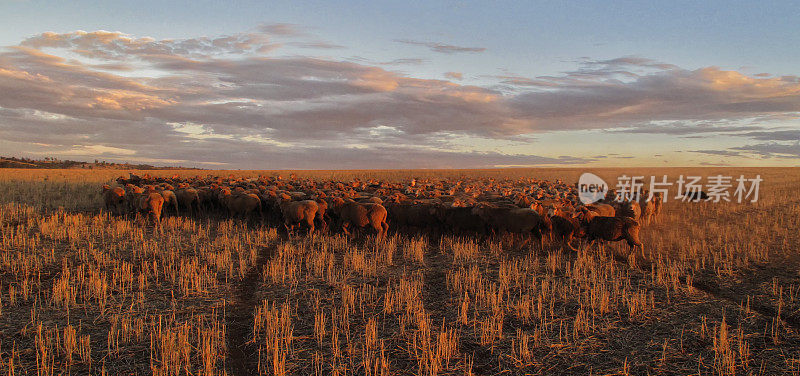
[0,167,798,375]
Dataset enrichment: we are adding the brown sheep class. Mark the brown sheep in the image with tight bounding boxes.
[260,190,283,223]
[314,198,329,232]
[471,204,550,248]
[549,209,583,252]
[137,192,165,230]
[101,185,126,215]
[124,184,144,213]
[585,203,615,217]
[357,196,384,205]
[615,200,641,220]
[384,201,442,232]
[580,210,642,253]
[223,192,262,219]
[197,188,215,211]
[652,192,664,217]
[175,188,200,215]
[602,189,618,204]
[433,205,486,235]
[639,198,655,224]
[330,199,389,240]
[160,190,179,216]
[288,191,308,200]
[279,199,318,235]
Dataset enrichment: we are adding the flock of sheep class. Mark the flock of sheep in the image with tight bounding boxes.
[101,173,664,253]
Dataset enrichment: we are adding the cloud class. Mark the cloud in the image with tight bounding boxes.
[380,58,426,65]
[258,23,308,37]
[12,128,594,169]
[57,144,137,156]
[731,142,800,159]
[444,71,463,80]
[739,129,800,141]
[606,121,764,136]
[689,149,743,157]
[583,56,680,71]
[288,41,345,49]
[504,66,800,132]
[698,161,732,166]
[3,28,800,167]
[20,30,278,59]
[346,57,426,66]
[395,39,486,54]
[691,140,800,160]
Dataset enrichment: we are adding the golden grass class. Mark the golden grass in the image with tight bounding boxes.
[0,167,798,375]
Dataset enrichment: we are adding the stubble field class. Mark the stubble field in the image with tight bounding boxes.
[0,167,797,375]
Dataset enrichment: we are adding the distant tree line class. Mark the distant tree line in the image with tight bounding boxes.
[0,156,195,170]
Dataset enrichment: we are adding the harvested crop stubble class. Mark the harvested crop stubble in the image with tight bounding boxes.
[0,167,797,375]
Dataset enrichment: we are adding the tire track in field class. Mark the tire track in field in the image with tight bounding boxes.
[423,238,497,375]
[610,248,800,332]
[226,242,278,376]
[689,277,800,331]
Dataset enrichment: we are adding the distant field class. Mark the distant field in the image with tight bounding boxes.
[0,168,798,375]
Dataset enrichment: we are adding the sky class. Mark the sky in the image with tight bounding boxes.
[0,0,798,169]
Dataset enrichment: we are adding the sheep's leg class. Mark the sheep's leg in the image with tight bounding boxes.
[313,216,324,233]
[564,234,578,252]
[533,228,543,250]
[628,239,644,255]
[380,222,389,240]
[154,214,163,235]
[371,221,383,240]
[626,240,635,255]
[585,238,597,252]
[307,217,315,236]
[517,234,531,250]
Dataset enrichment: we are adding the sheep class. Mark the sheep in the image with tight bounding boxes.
[101,184,126,215]
[175,187,201,215]
[329,198,389,240]
[580,209,642,254]
[159,189,179,216]
[585,203,616,217]
[652,192,664,217]
[432,204,486,236]
[222,192,262,219]
[549,208,583,252]
[615,200,641,220]
[471,203,551,248]
[279,199,318,236]
[137,192,165,231]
